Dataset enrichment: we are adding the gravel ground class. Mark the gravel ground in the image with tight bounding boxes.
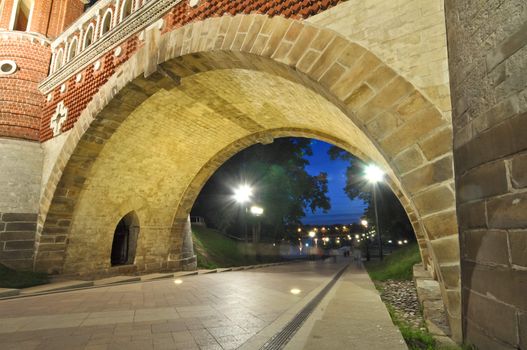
[377,280,426,330]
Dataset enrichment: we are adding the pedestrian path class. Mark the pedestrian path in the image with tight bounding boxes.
[292,262,407,349]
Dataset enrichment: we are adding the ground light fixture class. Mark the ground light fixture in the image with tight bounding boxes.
[364,164,385,260]
[290,288,301,295]
[250,205,264,216]
[174,279,183,285]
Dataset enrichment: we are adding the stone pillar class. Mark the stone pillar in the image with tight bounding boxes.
[0,138,43,270]
[445,1,527,349]
[181,215,195,261]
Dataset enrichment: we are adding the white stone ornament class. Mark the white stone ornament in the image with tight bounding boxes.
[114,46,122,57]
[189,0,199,7]
[76,73,83,82]
[94,60,101,71]
[60,84,67,93]
[50,101,68,137]
[0,60,17,75]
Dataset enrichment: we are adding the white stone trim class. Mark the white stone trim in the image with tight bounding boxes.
[50,101,68,137]
[40,0,183,93]
[0,59,17,75]
[83,23,95,50]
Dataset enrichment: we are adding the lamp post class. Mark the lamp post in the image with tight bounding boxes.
[233,184,253,244]
[360,218,370,261]
[364,164,385,261]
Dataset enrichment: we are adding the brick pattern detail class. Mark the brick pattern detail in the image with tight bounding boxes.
[446,0,527,349]
[0,35,51,140]
[0,212,37,270]
[40,0,343,142]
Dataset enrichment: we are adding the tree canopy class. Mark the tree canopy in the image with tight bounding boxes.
[328,146,415,241]
[191,138,330,242]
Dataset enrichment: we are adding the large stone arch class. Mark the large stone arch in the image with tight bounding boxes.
[35,14,459,336]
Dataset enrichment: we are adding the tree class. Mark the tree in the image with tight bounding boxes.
[328,146,414,242]
[192,138,331,242]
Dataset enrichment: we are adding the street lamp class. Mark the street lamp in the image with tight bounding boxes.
[250,205,264,216]
[233,184,253,243]
[364,164,385,261]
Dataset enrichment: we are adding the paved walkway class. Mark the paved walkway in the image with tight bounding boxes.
[0,259,406,349]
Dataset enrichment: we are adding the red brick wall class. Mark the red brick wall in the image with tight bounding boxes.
[40,0,343,142]
[0,35,51,140]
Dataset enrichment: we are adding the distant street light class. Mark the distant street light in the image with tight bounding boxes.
[233,184,253,243]
[361,219,368,227]
[250,205,264,216]
[365,164,385,261]
[308,231,316,238]
[233,184,252,204]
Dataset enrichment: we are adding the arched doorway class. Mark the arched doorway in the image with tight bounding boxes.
[110,211,139,266]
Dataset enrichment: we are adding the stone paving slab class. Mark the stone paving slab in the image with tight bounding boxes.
[0,260,342,349]
[20,280,94,294]
[93,276,141,286]
[0,288,19,298]
[299,263,408,350]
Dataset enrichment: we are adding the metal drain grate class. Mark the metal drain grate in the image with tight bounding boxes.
[260,263,349,350]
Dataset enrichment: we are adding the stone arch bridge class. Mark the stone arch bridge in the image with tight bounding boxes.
[1,0,525,348]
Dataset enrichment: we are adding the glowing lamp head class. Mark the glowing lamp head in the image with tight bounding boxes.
[250,206,264,216]
[361,219,368,227]
[308,231,316,238]
[233,184,253,204]
[364,164,385,183]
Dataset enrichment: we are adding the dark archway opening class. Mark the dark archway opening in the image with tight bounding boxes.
[110,211,139,266]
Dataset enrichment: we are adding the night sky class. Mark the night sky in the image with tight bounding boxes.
[302,140,367,225]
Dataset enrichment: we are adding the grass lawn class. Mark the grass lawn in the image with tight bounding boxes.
[192,225,281,269]
[365,243,422,281]
[0,263,49,289]
[364,244,471,350]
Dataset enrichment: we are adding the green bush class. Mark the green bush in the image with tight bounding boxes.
[365,243,422,281]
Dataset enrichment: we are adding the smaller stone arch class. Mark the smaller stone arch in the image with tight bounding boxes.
[67,37,78,62]
[110,211,140,266]
[120,0,133,22]
[100,9,113,36]
[83,23,95,50]
[54,48,64,72]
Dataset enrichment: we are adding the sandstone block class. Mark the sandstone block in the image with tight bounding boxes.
[413,185,455,216]
[464,230,509,266]
[508,230,527,267]
[421,210,457,240]
[419,127,453,160]
[401,156,453,195]
[430,235,460,264]
[487,192,527,229]
[465,291,518,346]
[458,200,486,229]
[511,153,527,188]
[458,160,508,203]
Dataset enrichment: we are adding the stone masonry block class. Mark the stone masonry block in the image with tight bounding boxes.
[392,145,427,174]
[4,240,34,250]
[464,230,509,266]
[466,291,518,347]
[508,230,527,267]
[1,213,38,222]
[458,200,486,229]
[413,185,455,216]
[454,112,527,173]
[487,192,527,229]
[5,222,37,232]
[462,262,527,311]
[422,210,457,240]
[419,127,453,161]
[511,152,527,188]
[430,235,460,264]
[458,160,508,203]
[401,156,453,195]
